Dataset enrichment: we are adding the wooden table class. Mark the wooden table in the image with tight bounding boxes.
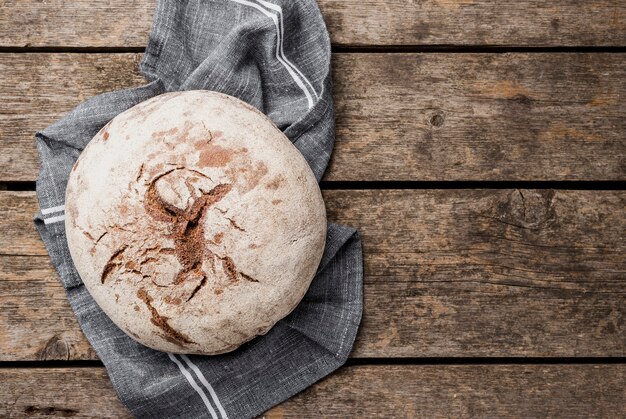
[1,1,625,417]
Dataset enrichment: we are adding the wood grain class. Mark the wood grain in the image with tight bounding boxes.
[1,365,625,418]
[1,53,625,182]
[1,189,624,360]
[1,1,625,48]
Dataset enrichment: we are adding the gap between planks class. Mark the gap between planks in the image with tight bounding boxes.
[2,181,626,192]
[3,357,626,370]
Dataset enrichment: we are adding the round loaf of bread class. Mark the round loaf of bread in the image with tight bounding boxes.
[65,91,326,355]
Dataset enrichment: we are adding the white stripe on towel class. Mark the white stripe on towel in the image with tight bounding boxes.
[229,0,316,109]
[167,353,219,419]
[41,204,65,215]
[43,214,66,225]
[255,0,319,100]
[181,354,229,419]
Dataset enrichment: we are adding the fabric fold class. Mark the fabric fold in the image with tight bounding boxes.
[33,1,363,417]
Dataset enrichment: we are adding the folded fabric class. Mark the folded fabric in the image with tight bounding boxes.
[33,1,363,418]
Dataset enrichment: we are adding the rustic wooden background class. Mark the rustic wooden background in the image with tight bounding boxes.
[1,1,625,417]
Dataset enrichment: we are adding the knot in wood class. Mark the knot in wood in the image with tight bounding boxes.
[498,189,557,230]
[429,112,445,128]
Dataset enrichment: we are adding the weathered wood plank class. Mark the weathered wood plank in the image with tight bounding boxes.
[1,53,625,182]
[1,366,625,418]
[331,53,626,181]
[1,190,624,360]
[1,1,625,48]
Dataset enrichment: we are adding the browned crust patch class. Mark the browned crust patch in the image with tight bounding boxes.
[164,296,182,305]
[197,144,235,168]
[265,174,285,190]
[212,232,224,244]
[119,202,129,216]
[152,127,179,139]
[245,162,268,191]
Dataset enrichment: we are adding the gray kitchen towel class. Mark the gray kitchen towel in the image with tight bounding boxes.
[33,1,363,418]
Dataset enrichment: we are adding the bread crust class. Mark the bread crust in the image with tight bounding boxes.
[65,91,326,355]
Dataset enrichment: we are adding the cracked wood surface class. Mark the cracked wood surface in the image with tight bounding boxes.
[1,53,625,182]
[1,1,625,48]
[1,189,624,360]
[1,365,625,418]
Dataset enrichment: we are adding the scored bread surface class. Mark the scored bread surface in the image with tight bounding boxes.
[65,91,327,355]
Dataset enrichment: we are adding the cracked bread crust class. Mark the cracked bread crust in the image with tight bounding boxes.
[64,91,327,355]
